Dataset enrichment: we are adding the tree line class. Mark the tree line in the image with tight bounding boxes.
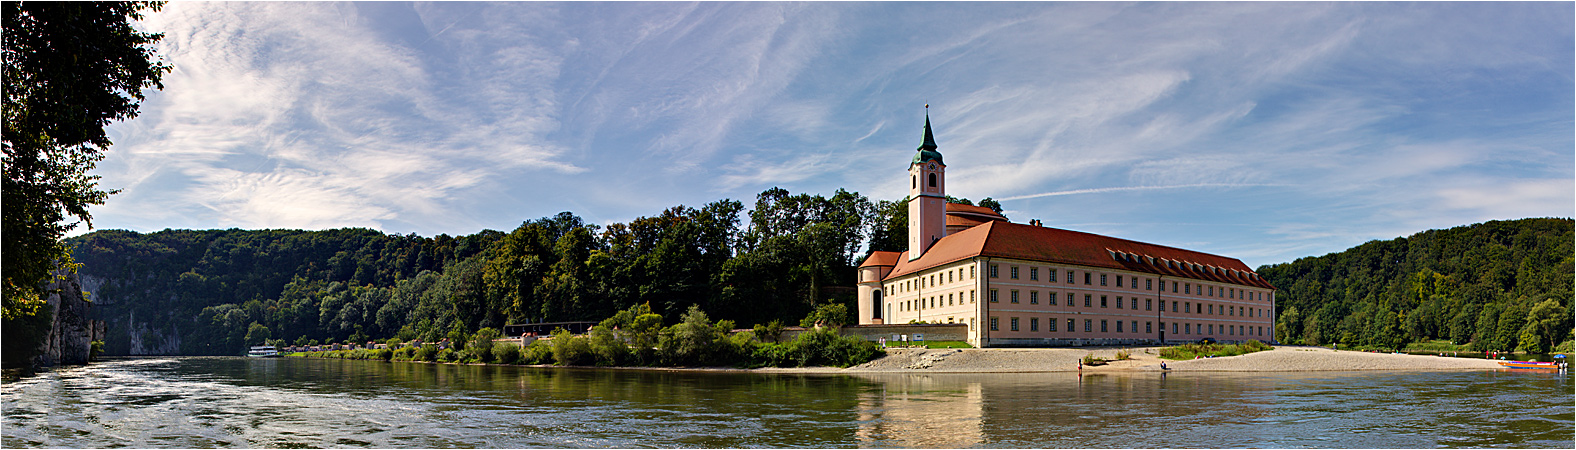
[1259,218,1574,353]
[70,188,1004,356]
[294,303,883,369]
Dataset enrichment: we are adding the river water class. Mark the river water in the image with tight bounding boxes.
[3,357,1571,448]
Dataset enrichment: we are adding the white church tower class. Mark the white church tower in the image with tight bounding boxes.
[908,110,946,261]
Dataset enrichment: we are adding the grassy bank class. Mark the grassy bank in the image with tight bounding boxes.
[1159,340,1273,360]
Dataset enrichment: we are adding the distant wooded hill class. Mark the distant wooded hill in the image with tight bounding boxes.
[1257,218,1573,353]
[69,187,930,356]
[68,186,1571,357]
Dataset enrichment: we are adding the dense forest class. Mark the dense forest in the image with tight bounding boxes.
[70,184,1570,357]
[69,187,988,356]
[1258,218,1573,353]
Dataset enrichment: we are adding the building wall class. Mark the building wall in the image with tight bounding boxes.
[857,264,894,324]
[870,256,1276,347]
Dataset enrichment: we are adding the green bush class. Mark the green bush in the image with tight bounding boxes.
[745,327,882,368]
[494,341,521,365]
[522,340,554,365]
[550,329,593,366]
[415,345,437,361]
[1160,340,1273,360]
[749,343,795,368]
[588,326,629,366]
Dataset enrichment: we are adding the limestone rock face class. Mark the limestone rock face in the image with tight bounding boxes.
[32,270,105,367]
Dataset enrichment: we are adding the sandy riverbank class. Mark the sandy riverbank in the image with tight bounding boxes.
[771,345,1510,373]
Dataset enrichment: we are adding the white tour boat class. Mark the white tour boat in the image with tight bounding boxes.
[247,345,280,358]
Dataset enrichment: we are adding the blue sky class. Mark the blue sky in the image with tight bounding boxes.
[97,2,1572,268]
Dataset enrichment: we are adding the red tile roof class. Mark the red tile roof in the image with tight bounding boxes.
[945,203,1007,220]
[858,250,903,268]
[883,221,1275,289]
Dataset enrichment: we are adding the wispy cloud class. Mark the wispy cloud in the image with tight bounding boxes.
[91,2,1570,267]
[999,183,1290,202]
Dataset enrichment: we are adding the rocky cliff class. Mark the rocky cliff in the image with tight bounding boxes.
[31,270,106,367]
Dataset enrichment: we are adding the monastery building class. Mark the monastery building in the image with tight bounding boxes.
[856,115,1276,347]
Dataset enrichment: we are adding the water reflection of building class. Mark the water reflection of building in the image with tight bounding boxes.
[852,374,984,447]
[852,372,1284,447]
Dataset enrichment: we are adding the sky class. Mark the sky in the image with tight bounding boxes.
[95,1,1573,268]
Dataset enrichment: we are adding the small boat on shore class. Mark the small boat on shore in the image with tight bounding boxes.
[1497,360,1561,370]
[247,345,280,358]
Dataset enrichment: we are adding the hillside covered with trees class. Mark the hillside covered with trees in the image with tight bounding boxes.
[70,187,1000,356]
[1259,218,1573,353]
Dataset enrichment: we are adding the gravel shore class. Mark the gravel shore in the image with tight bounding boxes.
[825,345,1506,373]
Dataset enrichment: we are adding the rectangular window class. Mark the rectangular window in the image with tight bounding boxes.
[1067,271,1074,284]
[1085,319,1092,332]
[971,266,976,278]
[990,265,999,278]
[1048,269,1056,282]
[1185,283,1191,294]
[1029,291,1039,304]
[1116,296,1123,309]
[1172,281,1178,293]
[1209,324,1214,335]
[1208,304,1213,315]
[1185,302,1191,313]
[971,290,976,303]
[990,290,999,303]
[990,317,999,331]
[1146,279,1153,290]
[1132,277,1138,289]
[1030,317,1039,332]
[1011,317,1019,331]
[1101,320,1108,332]
[1116,320,1123,332]
[1100,274,1108,286]
[1010,266,1019,279]
[1146,299,1153,311]
[1084,272,1091,285]
[1084,294,1092,307]
[1066,319,1073,332]
[1172,323,1178,334]
[1146,321,1152,333]
[1172,301,1178,312]
[1101,295,1108,308]
[1067,292,1075,306]
[948,293,954,306]
[1185,323,1191,334]
[1116,276,1123,287]
[1048,292,1056,306]
[948,271,954,284]
[1131,298,1138,310]
[1030,267,1038,281]
[1010,290,1020,304]
[1209,286,1214,296]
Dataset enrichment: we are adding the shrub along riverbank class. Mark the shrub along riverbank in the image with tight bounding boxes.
[289,304,884,369]
[1159,340,1273,360]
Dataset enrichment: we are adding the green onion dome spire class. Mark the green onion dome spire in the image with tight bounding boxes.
[912,107,943,165]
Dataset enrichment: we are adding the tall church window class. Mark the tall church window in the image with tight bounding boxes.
[928,173,937,187]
